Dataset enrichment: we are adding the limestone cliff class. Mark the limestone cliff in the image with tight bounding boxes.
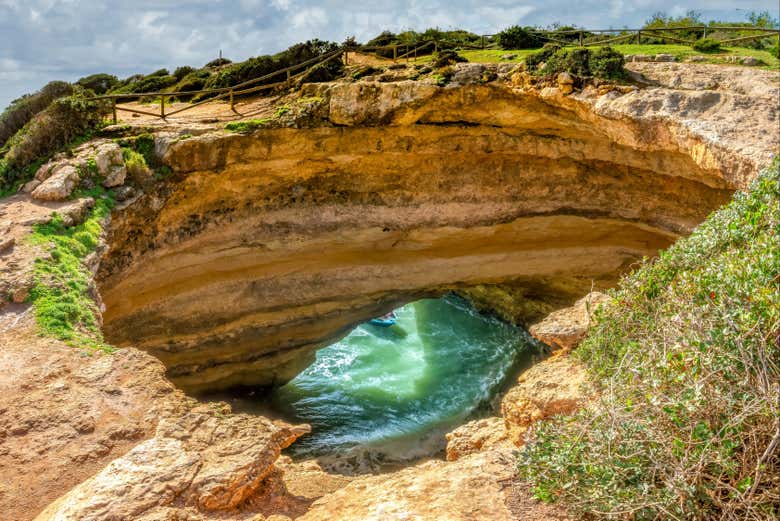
[93,64,779,392]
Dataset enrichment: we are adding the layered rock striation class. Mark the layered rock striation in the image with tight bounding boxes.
[95,74,763,392]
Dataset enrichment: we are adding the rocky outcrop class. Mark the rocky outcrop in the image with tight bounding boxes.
[445,416,510,461]
[93,70,777,391]
[529,291,610,351]
[35,403,308,521]
[30,141,128,201]
[299,450,526,521]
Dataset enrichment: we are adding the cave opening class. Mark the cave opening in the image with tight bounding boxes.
[198,295,539,471]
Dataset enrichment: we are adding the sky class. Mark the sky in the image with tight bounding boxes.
[1,0,778,109]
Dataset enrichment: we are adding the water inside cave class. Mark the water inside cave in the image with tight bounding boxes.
[216,297,534,469]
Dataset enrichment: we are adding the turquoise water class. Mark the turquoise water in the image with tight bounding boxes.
[268,297,530,463]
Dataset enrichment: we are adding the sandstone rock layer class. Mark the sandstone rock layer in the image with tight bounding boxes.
[96,81,747,391]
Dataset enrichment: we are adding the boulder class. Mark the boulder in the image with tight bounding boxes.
[445,416,509,461]
[35,404,310,520]
[556,71,574,94]
[528,291,610,351]
[21,179,41,193]
[94,143,127,187]
[31,165,80,201]
[94,143,123,176]
[102,165,127,187]
[34,160,61,182]
[654,53,677,62]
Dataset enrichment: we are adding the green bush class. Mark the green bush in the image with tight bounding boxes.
[1,92,107,191]
[498,25,541,50]
[432,50,467,68]
[173,66,196,81]
[205,57,232,68]
[521,161,780,520]
[121,148,152,186]
[524,44,560,71]
[197,39,342,100]
[76,73,119,95]
[692,38,722,53]
[172,69,212,98]
[0,81,73,149]
[111,72,178,95]
[589,47,627,80]
[527,46,627,80]
[544,47,591,76]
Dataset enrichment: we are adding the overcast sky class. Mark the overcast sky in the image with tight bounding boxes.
[1,0,777,109]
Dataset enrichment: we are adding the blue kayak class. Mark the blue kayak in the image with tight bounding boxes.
[369,311,397,327]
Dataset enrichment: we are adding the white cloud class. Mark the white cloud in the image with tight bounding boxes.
[1,0,778,109]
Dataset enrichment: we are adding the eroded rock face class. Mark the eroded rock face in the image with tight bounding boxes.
[35,403,309,521]
[502,353,589,446]
[445,416,510,461]
[299,450,523,521]
[529,291,610,351]
[96,79,757,392]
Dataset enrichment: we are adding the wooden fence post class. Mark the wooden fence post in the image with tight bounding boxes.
[636,30,641,44]
[481,35,485,49]
[160,96,165,118]
[344,49,348,65]
[112,99,117,125]
[579,31,583,46]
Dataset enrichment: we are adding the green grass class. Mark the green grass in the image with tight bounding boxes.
[224,118,271,133]
[27,188,115,351]
[520,161,780,519]
[455,44,779,69]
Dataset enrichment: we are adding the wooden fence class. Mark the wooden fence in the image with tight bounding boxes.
[93,25,779,122]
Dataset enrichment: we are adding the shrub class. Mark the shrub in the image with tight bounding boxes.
[524,44,560,71]
[147,68,170,77]
[521,161,780,520]
[121,148,152,186]
[111,72,178,95]
[76,73,119,95]
[198,40,342,99]
[173,66,196,81]
[498,25,541,50]
[205,57,232,68]
[0,81,73,149]
[692,38,722,53]
[526,46,627,80]
[1,92,107,191]
[589,47,627,80]
[172,70,212,98]
[432,50,467,68]
[544,47,591,76]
